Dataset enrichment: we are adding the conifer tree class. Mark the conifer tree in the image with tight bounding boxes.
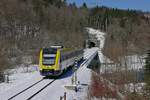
[144,48,150,98]
[145,49,150,73]
[82,2,87,9]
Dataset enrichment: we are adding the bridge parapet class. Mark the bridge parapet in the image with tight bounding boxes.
[81,48,100,70]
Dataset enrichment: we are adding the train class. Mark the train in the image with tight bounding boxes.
[39,46,84,76]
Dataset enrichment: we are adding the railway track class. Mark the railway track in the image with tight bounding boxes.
[26,80,55,100]
[8,79,56,100]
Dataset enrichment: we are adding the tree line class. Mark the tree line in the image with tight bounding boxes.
[0,0,88,71]
[0,0,149,73]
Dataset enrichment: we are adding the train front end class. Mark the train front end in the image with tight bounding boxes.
[39,48,61,76]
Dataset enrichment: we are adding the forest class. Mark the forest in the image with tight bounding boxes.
[0,0,150,99]
[0,0,149,74]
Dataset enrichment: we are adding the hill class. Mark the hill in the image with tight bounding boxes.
[0,0,149,71]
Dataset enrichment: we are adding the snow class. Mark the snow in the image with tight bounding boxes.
[124,83,145,93]
[32,62,92,100]
[85,28,146,99]
[0,67,39,94]
[4,64,39,75]
[86,27,105,50]
[0,47,99,100]
[86,27,112,63]
[86,27,114,75]
[0,27,107,100]
[0,27,145,100]
[119,55,145,70]
[0,71,43,99]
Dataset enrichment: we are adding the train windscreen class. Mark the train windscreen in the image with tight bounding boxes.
[42,48,57,65]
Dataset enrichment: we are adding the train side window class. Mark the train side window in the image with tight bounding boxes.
[61,55,65,61]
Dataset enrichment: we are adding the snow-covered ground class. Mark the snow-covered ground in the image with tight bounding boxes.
[32,48,98,100]
[0,27,106,100]
[0,65,39,93]
[0,27,145,100]
[0,47,99,100]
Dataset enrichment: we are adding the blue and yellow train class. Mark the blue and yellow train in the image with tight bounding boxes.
[39,46,83,76]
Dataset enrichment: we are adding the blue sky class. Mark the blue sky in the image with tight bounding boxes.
[67,0,150,12]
